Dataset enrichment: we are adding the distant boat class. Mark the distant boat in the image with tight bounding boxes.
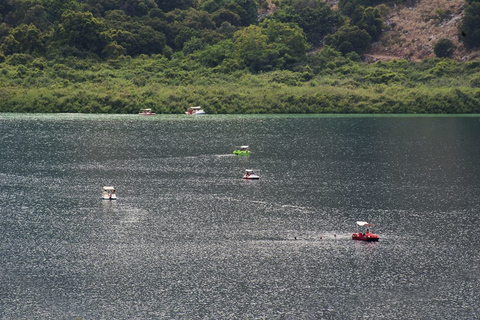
[185,106,206,115]
[102,186,117,200]
[243,169,260,180]
[233,145,251,156]
[139,108,155,115]
[352,221,379,241]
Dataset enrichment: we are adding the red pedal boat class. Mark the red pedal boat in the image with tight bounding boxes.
[352,221,379,242]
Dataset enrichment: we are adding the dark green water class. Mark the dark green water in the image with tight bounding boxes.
[1,114,479,319]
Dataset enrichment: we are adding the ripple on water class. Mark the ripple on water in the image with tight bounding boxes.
[1,115,480,319]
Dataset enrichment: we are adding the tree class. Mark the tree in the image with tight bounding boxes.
[183,8,216,30]
[434,39,455,58]
[104,9,131,29]
[230,20,309,72]
[199,0,256,26]
[232,0,257,26]
[339,0,385,16]
[232,25,270,71]
[39,0,80,23]
[197,39,234,67]
[120,0,157,17]
[55,10,108,55]
[352,6,383,41]
[324,25,372,55]
[217,21,236,36]
[200,0,227,13]
[107,23,166,55]
[212,9,241,27]
[87,0,122,15]
[102,41,126,59]
[23,5,51,31]
[0,23,45,55]
[260,19,310,60]
[459,2,480,49]
[156,0,196,12]
[174,27,200,50]
[182,36,205,54]
[0,35,21,55]
[2,0,38,27]
[267,0,343,45]
[106,29,135,53]
[0,23,9,39]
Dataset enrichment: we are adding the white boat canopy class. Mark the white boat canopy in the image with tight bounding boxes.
[356,221,374,227]
[103,186,115,190]
[240,145,249,149]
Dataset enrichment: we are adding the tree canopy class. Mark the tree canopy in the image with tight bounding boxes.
[459,1,480,49]
[0,0,474,75]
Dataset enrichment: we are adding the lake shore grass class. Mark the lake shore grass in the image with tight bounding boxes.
[1,55,479,114]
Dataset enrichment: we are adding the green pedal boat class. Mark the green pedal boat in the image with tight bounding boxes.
[233,145,251,156]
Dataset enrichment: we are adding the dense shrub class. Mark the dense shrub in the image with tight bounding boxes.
[434,39,455,58]
[324,25,372,55]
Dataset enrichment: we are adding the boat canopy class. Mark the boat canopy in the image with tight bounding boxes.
[240,145,249,149]
[190,106,202,110]
[103,186,115,190]
[356,221,374,227]
[141,108,152,112]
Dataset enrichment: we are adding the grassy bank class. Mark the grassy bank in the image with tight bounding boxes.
[1,54,480,114]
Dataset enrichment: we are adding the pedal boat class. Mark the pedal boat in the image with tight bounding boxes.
[352,221,379,241]
[185,106,206,115]
[102,186,117,200]
[234,146,251,156]
[139,108,155,115]
[243,169,260,180]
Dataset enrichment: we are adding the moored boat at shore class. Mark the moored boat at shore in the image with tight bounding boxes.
[139,108,155,115]
[185,106,205,115]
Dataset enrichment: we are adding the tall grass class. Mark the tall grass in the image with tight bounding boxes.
[1,55,479,114]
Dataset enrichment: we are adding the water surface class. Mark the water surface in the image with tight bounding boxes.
[1,114,479,319]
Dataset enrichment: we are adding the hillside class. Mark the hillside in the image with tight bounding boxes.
[321,0,480,62]
[367,0,480,62]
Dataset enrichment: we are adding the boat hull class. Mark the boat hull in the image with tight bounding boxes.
[102,195,117,200]
[243,175,259,180]
[352,233,379,241]
[185,111,206,115]
[234,150,250,156]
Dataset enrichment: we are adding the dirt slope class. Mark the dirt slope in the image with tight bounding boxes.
[369,0,480,61]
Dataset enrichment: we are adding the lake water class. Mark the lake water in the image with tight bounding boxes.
[1,114,479,319]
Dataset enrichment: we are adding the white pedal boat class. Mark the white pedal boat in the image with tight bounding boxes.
[102,186,117,200]
[243,169,260,180]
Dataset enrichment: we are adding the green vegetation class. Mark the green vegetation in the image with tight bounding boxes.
[0,0,479,114]
[1,52,480,114]
[434,39,456,58]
